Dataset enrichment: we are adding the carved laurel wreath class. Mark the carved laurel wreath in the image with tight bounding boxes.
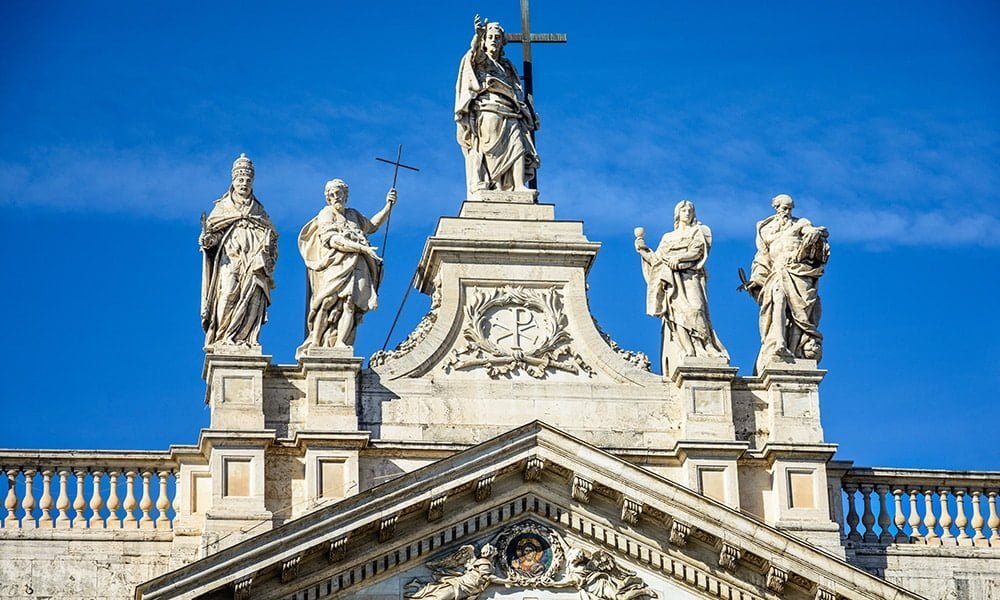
[444,286,593,379]
[492,521,566,585]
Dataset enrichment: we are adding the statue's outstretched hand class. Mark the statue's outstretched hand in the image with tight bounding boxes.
[386,188,397,206]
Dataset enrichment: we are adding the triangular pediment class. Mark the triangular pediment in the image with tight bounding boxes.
[136,423,921,600]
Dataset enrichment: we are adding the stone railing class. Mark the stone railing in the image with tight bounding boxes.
[0,450,178,530]
[840,467,1000,547]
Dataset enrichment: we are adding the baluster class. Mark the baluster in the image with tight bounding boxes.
[988,491,1000,547]
[907,487,923,542]
[89,470,105,528]
[3,469,19,528]
[938,488,955,544]
[155,471,170,528]
[55,469,71,528]
[139,470,154,529]
[892,488,908,542]
[955,488,971,546]
[72,469,87,528]
[38,469,54,528]
[876,485,892,543]
[844,483,861,541]
[860,484,877,542]
[21,469,36,528]
[923,488,939,544]
[971,490,987,546]
[123,470,138,527]
[106,470,121,528]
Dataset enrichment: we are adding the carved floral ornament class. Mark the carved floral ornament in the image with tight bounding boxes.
[404,521,658,600]
[445,285,594,379]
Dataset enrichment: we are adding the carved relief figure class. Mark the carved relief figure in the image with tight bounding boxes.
[635,201,728,372]
[199,154,278,351]
[455,16,540,194]
[743,194,829,373]
[552,548,658,600]
[298,180,396,350]
[405,544,505,600]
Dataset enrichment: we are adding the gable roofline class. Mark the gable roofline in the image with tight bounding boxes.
[137,421,923,600]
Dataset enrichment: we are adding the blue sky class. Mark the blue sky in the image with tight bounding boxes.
[1,2,997,470]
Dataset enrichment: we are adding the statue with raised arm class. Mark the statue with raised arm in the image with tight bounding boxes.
[298,179,396,351]
[199,154,278,352]
[635,200,728,374]
[455,15,540,194]
[743,194,830,373]
[549,548,658,600]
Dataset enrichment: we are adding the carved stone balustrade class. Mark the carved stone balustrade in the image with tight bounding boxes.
[0,450,178,531]
[838,466,1000,548]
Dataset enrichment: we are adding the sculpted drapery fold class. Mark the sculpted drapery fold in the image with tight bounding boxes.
[200,154,278,351]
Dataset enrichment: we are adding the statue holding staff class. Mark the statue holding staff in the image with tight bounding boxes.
[635,200,728,373]
[200,153,278,352]
[455,15,540,194]
[298,179,396,351]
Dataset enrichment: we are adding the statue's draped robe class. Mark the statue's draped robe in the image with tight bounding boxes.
[750,215,829,373]
[640,224,728,372]
[298,206,380,348]
[201,191,277,349]
[455,47,539,192]
[406,558,494,600]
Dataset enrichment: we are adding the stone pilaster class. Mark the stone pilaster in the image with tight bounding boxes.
[675,441,749,509]
[202,431,274,554]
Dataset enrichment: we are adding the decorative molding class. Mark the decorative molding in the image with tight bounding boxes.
[719,543,741,571]
[816,588,837,600]
[427,494,448,521]
[493,521,566,585]
[280,555,301,584]
[523,456,545,481]
[444,286,593,379]
[788,572,814,591]
[378,514,399,542]
[669,520,691,546]
[767,565,788,594]
[328,534,349,563]
[475,474,496,502]
[594,318,652,371]
[232,576,252,600]
[571,475,593,503]
[620,496,642,525]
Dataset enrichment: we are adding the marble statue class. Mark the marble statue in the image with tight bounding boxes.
[455,15,540,194]
[550,548,658,600]
[635,200,728,373]
[199,154,278,352]
[405,544,506,600]
[744,194,829,373]
[298,179,396,351]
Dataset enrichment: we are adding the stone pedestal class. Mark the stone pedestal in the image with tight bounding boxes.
[758,442,844,556]
[671,357,738,440]
[202,430,274,553]
[757,359,826,444]
[298,347,363,431]
[675,440,749,509]
[203,351,271,430]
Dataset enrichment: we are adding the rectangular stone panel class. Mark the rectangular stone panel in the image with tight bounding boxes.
[788,469,816,509]
[780,390,814,417]
[320,458,346,498]
[192,472,212,514]
[692,387,724,415]
[222,376,254,404]
[698,467,727,502]
[224,459,251,497]
[317,378,346,405]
